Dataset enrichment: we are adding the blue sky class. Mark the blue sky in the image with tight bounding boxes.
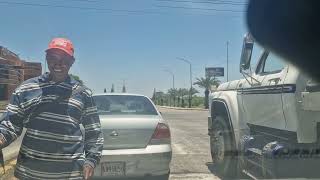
[0,0,250,96]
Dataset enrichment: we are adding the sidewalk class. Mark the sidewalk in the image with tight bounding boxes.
[158,106,208,111]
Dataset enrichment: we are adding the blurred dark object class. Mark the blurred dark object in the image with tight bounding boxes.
[306,80,320,92]
[246,0,320,80]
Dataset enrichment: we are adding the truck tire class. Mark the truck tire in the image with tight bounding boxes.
[210,116,237,177]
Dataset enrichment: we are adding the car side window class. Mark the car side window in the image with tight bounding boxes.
[257,53,286,74]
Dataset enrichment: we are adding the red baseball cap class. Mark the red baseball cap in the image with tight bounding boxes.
[46,38,74,58]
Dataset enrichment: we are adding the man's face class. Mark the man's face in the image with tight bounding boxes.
[46,49,74,82]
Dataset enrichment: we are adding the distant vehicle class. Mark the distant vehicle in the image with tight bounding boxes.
[92,93,172,180]
[208,33,320,178]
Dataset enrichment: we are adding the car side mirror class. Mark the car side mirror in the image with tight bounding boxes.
[240,33,254,73]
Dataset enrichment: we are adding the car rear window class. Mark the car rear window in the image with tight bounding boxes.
[93,95,158,115]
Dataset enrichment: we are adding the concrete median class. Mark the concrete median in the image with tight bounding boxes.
[157,106,208,111]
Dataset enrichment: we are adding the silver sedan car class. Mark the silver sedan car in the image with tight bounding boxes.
[92,93,172,179]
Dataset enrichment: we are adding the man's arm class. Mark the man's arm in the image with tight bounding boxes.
[82,91,104,169]
[0,90,25,148]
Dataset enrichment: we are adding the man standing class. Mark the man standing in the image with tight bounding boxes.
[0,38,103,179]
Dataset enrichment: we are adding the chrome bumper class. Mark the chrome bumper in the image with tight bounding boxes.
[93,144,172,178]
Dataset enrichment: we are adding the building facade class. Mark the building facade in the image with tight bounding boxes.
[0,46,42,101]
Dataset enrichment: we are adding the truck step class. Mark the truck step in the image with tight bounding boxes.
[245,148,263,165]
[244,147,264,177]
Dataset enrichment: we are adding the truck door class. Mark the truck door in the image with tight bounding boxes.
[241,51,289,130]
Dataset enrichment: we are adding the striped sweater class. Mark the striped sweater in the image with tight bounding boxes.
[0,73,104,180]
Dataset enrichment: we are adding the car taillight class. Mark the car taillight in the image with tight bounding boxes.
[152,123,170,139]
[149,123,171,145]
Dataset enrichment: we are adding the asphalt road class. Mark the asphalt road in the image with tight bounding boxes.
[159,108,221,180]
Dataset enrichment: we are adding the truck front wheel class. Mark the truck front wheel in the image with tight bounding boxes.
[210,116,237,177]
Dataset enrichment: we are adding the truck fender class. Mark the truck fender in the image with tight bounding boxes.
[209,92,249,151]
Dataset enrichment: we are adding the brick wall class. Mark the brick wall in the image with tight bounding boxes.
[0,46,42,101]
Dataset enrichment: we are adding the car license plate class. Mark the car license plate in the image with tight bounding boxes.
[101,162,125,176]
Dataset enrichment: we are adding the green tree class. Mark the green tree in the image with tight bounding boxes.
[167,88,178,107]
[111,84,115,93]
[192,95,205,108]
[155,91,165,106]
[193,76,220,109]
[188,87,200,107]
[122,85,127,93]
[70,74,83,85]
[190,87,199,96]
[151,88,156,102]
[177,88,189,107]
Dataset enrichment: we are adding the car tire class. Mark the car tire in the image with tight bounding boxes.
[150,173,169,180]
[210,115,237,178]
[161,173,170,180]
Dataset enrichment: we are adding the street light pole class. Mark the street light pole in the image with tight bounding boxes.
[163,69,175,89]
[226,41,229,82]
[177,57,192,108]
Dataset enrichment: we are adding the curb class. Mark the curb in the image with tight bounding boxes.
[158,106,208,111]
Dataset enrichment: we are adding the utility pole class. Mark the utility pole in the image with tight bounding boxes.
[227,41,229,82]
[177,57,192,108]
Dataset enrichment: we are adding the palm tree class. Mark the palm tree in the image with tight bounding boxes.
[167,88,178,107]
[151,88,156,102]
[177,88,189,107]
[189,87,199,107]
[122,85,126,93]
[184,88,191,107]
[111,84,115,93]
[155,91,165,106]
[190,87,199,96]
[194,76,220,109]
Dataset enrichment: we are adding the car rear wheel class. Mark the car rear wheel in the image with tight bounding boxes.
[210,116,237,177]
[160,173,170,180]
[148,173,169,180]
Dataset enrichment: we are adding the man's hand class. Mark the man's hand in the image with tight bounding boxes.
[83,164,94,180]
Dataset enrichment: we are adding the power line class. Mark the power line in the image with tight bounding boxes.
[0,1,243,17]
[205,0,246,3]
[52,0,101,2]
[0,1,162,15]
[155,0,247,6]
[155,5,244,13]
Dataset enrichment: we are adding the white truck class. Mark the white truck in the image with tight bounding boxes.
[208,34,320,178]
